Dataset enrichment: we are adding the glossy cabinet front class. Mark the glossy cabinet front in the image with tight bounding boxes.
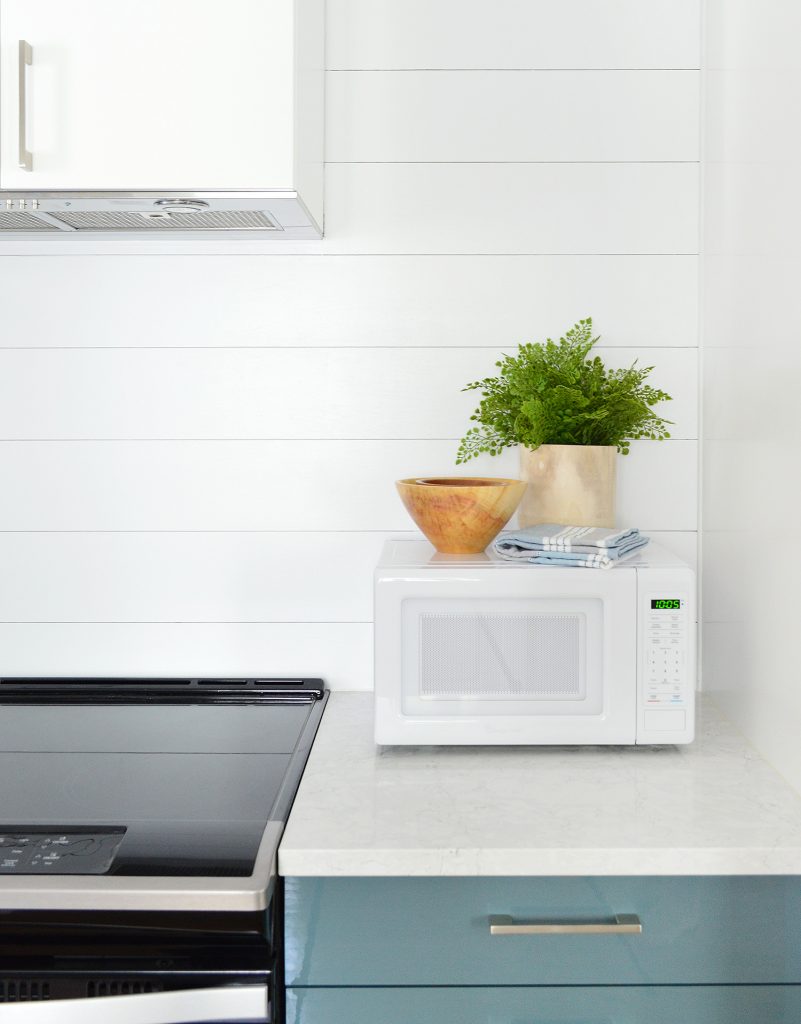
[285,876,801,1023]
[285,876,801,987]
[287,985,801,1024]
[0,0,297,191]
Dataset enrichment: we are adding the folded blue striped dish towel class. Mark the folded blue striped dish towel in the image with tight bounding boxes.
[493,524,649,569]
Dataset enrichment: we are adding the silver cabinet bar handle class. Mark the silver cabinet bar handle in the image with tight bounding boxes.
[489,913,642,936]
[18,40,33,171]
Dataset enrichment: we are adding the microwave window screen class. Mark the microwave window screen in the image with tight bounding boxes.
[419,612,585,701]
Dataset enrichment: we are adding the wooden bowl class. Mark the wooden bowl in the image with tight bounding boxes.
[396,477,527,554]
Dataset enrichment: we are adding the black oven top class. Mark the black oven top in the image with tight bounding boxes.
[0,678,328,888]
[0,676,325,705]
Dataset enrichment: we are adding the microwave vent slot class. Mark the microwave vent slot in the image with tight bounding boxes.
[420,613,583,699]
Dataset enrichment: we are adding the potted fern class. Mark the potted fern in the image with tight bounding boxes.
[456,319,672,528]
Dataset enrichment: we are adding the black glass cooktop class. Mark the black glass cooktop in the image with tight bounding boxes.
[0,678,325,879]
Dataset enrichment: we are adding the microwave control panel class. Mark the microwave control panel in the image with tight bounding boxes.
[644,596,689,707]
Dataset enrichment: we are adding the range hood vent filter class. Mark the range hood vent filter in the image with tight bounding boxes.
[0,211,57,231]
[51,209,280,231]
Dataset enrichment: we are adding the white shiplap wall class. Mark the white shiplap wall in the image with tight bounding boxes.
[0,0,701,688]
[702,0,801,784]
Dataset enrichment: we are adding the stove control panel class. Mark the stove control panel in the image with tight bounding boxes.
[0,828,125,874]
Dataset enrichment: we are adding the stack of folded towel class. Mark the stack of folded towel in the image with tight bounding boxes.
[493,524,649,569]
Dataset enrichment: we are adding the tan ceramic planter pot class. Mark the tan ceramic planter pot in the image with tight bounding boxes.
[519,444,616,528]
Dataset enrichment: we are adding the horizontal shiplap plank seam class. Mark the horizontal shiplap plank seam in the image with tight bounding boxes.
[0,440,697,531]
[321,162,699,253]
[323,162,700,165]
[0,532,700,540]
[0,529,696,623]
[336,161,693,164]
[0,532,704,540]
[0,349,696,439]
[325,0,701,72]
[326,67,698,165]
[0,251,701,257]
[327,68,701,72]
[0,346,700,351]
[0,623,375,689]
[325,160,701,163]
[0,251,700,350]
[0,437,694,442]
[0,247,702,256]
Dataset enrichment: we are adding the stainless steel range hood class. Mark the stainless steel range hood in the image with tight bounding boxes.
[0,192,322,237]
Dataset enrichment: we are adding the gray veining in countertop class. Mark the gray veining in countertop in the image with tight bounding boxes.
[278,693,801,876]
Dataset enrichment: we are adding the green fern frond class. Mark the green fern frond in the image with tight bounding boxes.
[455,318,673,462]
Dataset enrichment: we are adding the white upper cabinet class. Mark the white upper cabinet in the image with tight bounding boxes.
[0,0,320,194]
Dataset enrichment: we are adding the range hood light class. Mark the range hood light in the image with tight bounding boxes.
[154,199,210,214]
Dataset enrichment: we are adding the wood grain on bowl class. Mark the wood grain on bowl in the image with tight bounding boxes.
[396,477,526,554]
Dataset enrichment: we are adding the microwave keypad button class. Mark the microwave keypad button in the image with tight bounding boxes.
[644,597,687,703]
[645,603,687,706]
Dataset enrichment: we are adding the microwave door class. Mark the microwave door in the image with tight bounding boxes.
[375,554,639,744]
[0,985,270,1024]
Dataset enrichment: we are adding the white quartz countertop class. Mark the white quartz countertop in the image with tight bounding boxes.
[278,693,801,877]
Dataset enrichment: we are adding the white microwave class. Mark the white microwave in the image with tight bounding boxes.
[374,539,695,746]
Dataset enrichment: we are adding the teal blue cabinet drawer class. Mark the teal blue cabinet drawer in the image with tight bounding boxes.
[284,876,801,986]
[286,985,801,1024]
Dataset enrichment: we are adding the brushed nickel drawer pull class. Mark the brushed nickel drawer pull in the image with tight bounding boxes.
[489,913,642,936]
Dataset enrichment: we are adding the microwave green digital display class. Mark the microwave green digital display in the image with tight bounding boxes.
[651,599,681,610]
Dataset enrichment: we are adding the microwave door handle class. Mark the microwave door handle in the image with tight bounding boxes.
[0,985,270,1024]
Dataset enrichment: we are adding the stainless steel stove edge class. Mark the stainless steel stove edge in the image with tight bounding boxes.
[0,820,282,913]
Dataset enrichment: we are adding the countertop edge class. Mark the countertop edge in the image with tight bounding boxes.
[278,848,801,878]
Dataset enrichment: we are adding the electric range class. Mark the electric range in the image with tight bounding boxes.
[0,676,327,1023]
